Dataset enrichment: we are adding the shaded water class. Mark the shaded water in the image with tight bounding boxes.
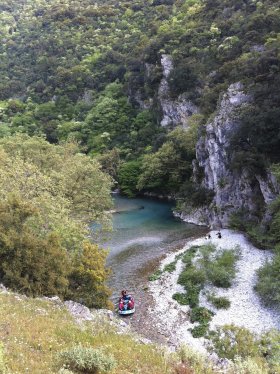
[100,195,206,300]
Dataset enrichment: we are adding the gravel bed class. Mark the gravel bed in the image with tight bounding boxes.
[147,229,280,352]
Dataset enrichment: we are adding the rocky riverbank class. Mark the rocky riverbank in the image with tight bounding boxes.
[146,229,280,353]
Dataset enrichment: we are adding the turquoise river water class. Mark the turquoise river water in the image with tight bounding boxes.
[100,195,206,300]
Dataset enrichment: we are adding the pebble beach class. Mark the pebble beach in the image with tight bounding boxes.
[147,229,280,352]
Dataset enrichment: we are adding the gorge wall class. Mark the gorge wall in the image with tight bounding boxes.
[153,56,279,228]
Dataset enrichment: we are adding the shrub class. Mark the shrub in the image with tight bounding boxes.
[185,287,201,308]
[190,323,209,338]
[176,345,215,374]
[206,249,239,288]
[178,266,206,288]
[228,356,269,374]
[0,195,69,297]
[229,209,250,232]
[178,264,205,308]
[163,260,177,273]
[178,182,215,208]
[207,294,231,309]
[168,62,198,98]
[190,307,213,324]
[209,325,259,360]
[58,345,117,374]
[67,242,112,309]
[172,293,190,305]
[255,254,280,307]
[259,329,280,371]
[189,307,213,338]
[148,269,162,281]
[199,244,216,261]
[182,246,199,266]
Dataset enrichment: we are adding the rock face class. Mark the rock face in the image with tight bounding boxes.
[181,83,279,228]
[158,55,198,127]
[131,56,279,228]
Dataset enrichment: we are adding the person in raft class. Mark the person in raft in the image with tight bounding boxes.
[119,290,134,310]
[216,231,222,239]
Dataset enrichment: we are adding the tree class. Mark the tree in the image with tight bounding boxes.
[67,241,112,309]
[0,195,69,297]
[0,135,114,307]
[0,134,113,229]
[118,160,142,197]
[137,127,195,194]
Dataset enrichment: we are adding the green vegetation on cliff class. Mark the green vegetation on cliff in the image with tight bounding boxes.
[0,0,279,198]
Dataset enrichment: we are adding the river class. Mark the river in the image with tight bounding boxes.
[101,195,206,300]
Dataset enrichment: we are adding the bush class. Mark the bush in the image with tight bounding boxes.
[189,307,213,338]
[199,244,216,261]
[172,293,190,305]
[168,62,198,98]
[207,267,233,288]
[178,182,215,208]
[206,249,239,288]
[259,329,280,372]
[178,266,206,288]
[190,307,213,324]
[209,325,259,360]
[255,254,280,307]
[190,323,209,338]
[67,242,112,309]
[58,345,117,374]
[178,265,206,308]
[0,195,69,297]
[207,295,231,309]
[148,269,162,281]
[182,246,199,266]
[163,261,177,273]
[176,345,213,373]
[229,209,250,232]
[228,356,269,374]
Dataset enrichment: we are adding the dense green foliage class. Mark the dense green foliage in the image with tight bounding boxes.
[207,294,231,309]
[0,195,69,296]
[0,135,112,307]
[0,0,278,201]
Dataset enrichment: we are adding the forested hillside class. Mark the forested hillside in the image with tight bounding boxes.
[0,0,279,192]
[0,0,280,306]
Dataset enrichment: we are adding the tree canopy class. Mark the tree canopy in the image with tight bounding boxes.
[0,135,112,307]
